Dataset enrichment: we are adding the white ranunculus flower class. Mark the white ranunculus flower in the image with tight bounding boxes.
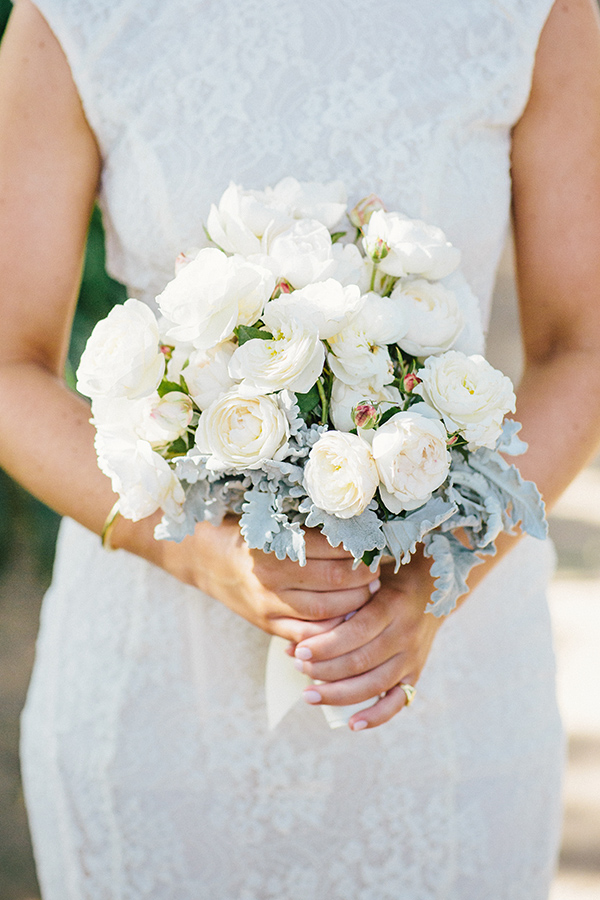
[265,219,335,289]
[263,280,363,340]
[195,388,290,471]
[184,342,237,410]
[304,431,379,518]
[95,432,185,521]
[371,410,451,513]
[414,351,516,449]
[228,319,325,397]
[351,291,408,346]
[157,248,274,350]
[76,299,165,401]
[363,210,461,280]
[328,326,394,390]
[269,176,347,229]
[391,278,464,357]
[206,182,291,256]
[330,378,401,432]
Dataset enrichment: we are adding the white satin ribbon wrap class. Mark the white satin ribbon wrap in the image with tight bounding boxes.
[265,635,379,729]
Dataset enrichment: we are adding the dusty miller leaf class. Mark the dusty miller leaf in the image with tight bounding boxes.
[380,497,457,571]
[468,450,547,539]
[496,419,528,457]
[300,499,386,559]
[240,489,281,549]
[423,532,485,617]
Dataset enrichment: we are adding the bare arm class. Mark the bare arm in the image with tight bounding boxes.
[0,0,378,641]
[294,0,600,727]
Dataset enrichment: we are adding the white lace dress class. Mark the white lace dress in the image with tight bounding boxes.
[21,2,565,898]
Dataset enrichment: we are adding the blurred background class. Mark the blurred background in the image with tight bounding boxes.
[0,1,599,897]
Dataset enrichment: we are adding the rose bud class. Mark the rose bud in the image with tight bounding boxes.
[174,247,201,275]
[349,194,386,229]
[403,372,421,393]
[352,402,379,430]
[273,278,293,296]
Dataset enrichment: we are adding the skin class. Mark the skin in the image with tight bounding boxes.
[1,0,600,732]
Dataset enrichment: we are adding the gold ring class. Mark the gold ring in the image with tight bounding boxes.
[398,682,416,706]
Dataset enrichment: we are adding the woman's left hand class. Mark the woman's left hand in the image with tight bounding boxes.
[290,548,446,730]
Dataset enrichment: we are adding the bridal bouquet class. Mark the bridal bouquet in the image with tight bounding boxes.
[77,177,547,628]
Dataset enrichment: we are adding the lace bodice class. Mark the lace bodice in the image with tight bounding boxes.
[36,0,553,328]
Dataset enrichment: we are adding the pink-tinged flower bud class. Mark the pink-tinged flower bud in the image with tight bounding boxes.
[159,344,173,360]
[174,247,201,275]
[368,237,389,263]
[349,194,386,229]
[352,402,379,430]
[273,279,293,296]
[446,434,459,446]
[403,372,421,393]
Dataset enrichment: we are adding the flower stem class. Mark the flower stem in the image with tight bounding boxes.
[317,379,328,426]
[369,262,378,293]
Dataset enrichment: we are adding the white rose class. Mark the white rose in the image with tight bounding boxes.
[304,431,379,518]
[328,327,394,390]
[269,176,347,229]
[263,280,363,340]
[414,351,516,449]
[228,319,325,397]
[351,291,408,346]
[439,270,485,356]
[265,219,335,289]
[363,210,460,280]
[206,182,291,256]
[157,248,274,350]
[95,432,185,521]
[330,378,401,432]
[184,342,237,410]
[195,388,289,470]
[372,410,451,513]
[76,299,165,400]
[391,278,464,357]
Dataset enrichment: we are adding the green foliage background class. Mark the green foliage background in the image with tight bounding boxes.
[0,0,126,572]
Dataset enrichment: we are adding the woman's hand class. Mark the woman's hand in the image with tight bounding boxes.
[290,548,445,730]
[119,513,381,645]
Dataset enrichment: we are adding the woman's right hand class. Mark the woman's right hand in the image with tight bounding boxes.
[116,512,380,644]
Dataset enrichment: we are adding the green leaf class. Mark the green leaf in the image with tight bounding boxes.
[378,405,403,427]
[166,436,189,456]
[294,384,321,417]
[235,324,273,345]
[158,380,184,397]
[330,231,347,244]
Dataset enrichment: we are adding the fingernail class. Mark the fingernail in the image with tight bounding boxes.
[293,658,305,672]
[369,578,381,595]
[351,719,368,731]
[295,646,312,661]
[303,689,322,704]
[344,610,357,621]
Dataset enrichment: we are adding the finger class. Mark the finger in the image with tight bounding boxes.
[268,615,347,644]
[255,555,380,593]
[348,680,418,731]
[301,655,402,707]
[295,622,398,682]
[273,583,378,622]
[293,585,392,661]
[302,529,354,558]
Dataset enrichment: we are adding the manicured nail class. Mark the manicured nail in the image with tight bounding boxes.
[369,578,381,595]
[293,658,305,672]
[351,719,368,731]
[295,646,312,660]
[303,689,322,704]
[344,610,357,621]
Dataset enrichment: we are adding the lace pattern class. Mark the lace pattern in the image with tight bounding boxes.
[22,2,563,898]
